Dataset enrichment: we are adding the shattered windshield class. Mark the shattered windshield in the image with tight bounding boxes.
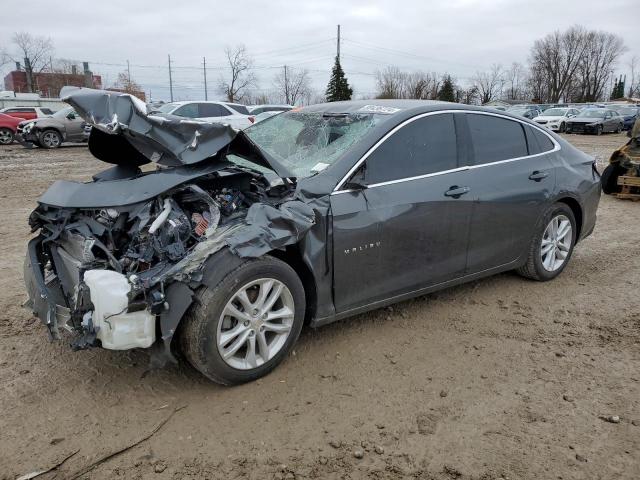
[243,111,384,178]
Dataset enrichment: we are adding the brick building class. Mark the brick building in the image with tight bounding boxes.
[4,69,103,98]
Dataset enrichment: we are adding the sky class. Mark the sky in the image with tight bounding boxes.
[0,0,637,103]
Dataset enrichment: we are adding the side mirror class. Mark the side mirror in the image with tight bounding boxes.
[66,112,76,120]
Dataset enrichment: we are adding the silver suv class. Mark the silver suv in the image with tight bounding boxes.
[16,106,90,148]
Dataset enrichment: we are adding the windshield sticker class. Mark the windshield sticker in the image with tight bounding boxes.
[358,105,401,114]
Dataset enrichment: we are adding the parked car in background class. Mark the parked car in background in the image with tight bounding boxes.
[16,106,89,148]
[565,109,624,135]
[608,105,639,130]
[533,107,581,132]
[253,111,285,123]
[248,104,293,115]
[25,91,601,385]
[506,105,542,119]
[0,112,24,144]
[152,101,255,130]
[0,106,55,120]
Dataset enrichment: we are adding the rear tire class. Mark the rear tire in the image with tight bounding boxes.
[0,128,14,145]
[516,203,576,281]
[180,256,305,385]
[600,164,624,194]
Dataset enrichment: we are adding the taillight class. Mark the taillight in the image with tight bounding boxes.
[248,116,255,124]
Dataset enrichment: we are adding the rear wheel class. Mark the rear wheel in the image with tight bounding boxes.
[39,129,62,148]
[517,203,576,281]
[600,164,624,194]
[616,123,623,134]
[0,128,13,145]
[180,256,305,385]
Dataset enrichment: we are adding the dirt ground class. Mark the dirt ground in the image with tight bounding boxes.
[0,133,638,480]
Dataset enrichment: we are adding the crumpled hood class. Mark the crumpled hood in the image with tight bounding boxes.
[60,87,281,174]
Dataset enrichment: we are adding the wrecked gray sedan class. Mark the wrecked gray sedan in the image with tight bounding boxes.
[24,89,600,384]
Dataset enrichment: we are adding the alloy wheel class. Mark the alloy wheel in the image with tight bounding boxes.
[216,278,295,370]
[0,128,13,145]
[41,131,61,148]
[540,215,572,272]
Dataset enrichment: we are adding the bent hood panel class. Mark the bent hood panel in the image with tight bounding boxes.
[61,87,277,173]
[38,162,231,208]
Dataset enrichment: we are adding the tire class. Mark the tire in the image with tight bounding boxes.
[516,203,577,281]
[180,256,305,385]
[600,164,624,194]
[39,129,62,149]
[559,122,566,133]
[595,125,603,136]
[0,128,14,145]
[616,123,622,134]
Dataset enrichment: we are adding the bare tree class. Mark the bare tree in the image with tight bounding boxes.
[572,30,626,102]
[219,45,256,103]
[9,32,54,92]
[375,66,405,99]
[473,64,504,104]
[529,26,589,102]
[112,71,143,96]
[404,71,436,99]
[273,66,311,105]
[504,62,528,101]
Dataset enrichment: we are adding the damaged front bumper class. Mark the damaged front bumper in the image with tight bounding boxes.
[24,236,159,350]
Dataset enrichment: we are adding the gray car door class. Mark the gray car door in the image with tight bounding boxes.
[64,111,85,141]
[461,113,557,274]
[330,112,472,312]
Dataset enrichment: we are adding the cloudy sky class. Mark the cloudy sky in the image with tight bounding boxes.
[1,0,637,102]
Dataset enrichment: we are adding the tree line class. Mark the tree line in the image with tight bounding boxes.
[375,26,636,104]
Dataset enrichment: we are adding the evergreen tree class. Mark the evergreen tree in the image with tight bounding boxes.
[437,75,456,102]
[325,56,353,102]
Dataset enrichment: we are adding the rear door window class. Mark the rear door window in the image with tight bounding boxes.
[525,125,555,155]
[173,103,199,118]
[199,103,230,117]
[466,114,528,165]
[365,113,458,184]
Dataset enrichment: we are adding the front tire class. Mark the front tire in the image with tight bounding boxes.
[180,256,305,385]
[595,125,603,136]
[0,128,14,145]
[517,203,576,281]
[559,122,566,133]
[39,129,62,149]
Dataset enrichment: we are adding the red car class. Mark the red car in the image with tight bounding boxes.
[0,113,24,145]
[0,106,55,121]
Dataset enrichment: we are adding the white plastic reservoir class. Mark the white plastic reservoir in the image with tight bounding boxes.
[83,270,155,350]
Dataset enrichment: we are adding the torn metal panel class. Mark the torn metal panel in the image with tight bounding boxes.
[60,87,278,173]
[226,200,316,257]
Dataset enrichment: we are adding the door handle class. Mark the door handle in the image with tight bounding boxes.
[528,170,549,181]
[444,186,470,198]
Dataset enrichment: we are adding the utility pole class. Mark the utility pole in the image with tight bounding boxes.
[337,24,341,60]
[127,60,131,83]
[283,65,288,104]
[203,57,208,100]
[168,54,174,102]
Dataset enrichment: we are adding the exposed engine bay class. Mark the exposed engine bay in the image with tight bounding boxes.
[26,166,294,350]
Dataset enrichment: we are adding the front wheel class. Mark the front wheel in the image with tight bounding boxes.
[180,256,305,385]
[596,125,603,136]
[517,203,576,281]
[0,128,14,145]
[559,122,566,133]
[39,129,62,148]
[616,123,623,134]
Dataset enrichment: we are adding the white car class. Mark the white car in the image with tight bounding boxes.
[533,107,581,133]
[152,101,254,130]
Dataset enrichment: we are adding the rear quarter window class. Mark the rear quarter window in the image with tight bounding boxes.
[467,114,528,164]
[226,104,250,115]
[525,125,555,155]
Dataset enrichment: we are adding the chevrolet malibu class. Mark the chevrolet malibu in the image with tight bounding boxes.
[24,89,600,385]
